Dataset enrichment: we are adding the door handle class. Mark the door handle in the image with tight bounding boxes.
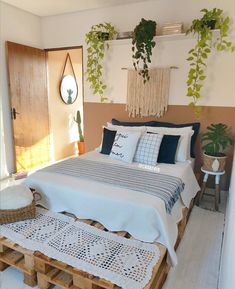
[11,108,20,120]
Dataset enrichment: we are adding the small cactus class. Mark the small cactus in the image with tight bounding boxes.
[74,110,84,142]
[67,89,73,104]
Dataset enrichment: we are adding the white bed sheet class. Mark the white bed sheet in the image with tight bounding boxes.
[24,150,200,266]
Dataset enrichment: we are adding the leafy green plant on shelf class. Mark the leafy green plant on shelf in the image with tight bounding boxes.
[186,8,235,117]
[86,23,117,102]
[132,18,157,83]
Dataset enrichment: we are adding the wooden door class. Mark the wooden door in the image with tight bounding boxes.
[7,41,50,172]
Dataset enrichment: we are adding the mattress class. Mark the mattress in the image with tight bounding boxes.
[24,150,200,266]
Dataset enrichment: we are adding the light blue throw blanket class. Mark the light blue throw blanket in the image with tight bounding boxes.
[41,158,185,213]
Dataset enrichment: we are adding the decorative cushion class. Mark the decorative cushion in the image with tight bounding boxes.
[100,127,117,155]
[151,121,200,158]
[0,184,33,210]
[109,130,141,163]
[146,126,194,162]
[134,133,163,166]
[157,134,180,164]
[111,119,200,158]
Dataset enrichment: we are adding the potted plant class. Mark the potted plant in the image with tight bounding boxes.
[86,23,117,102]
[186,8,235,116]
[74,110,85,155]
[132,18,157,83]
[201,123,233,172]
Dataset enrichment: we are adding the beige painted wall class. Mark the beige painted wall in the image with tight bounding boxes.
[47,48,83,161]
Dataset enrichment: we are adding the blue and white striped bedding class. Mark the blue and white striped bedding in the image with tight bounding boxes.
[41,158,184,213]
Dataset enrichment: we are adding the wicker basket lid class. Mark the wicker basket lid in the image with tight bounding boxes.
[0,184,33,210]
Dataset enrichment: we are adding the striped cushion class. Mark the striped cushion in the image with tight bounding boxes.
[134,133,163,166]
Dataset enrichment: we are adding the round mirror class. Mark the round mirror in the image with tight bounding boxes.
[60,75,78,104]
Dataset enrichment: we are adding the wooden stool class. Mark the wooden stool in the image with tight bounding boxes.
[198,168,225,211]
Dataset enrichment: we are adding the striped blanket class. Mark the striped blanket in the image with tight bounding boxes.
[41,158,184,213]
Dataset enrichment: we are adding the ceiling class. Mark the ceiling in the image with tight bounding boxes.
[2,0,153,17]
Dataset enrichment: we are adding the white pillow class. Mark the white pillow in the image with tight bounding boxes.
[109,130,141,163]
[134,133,163,166]
[0,185,33,210]
[107,122,146,134]
[146,126,194,162]
[97,124,145,152]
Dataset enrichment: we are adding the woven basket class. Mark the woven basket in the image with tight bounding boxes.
[0,192,41,224]
[202,153,226,172]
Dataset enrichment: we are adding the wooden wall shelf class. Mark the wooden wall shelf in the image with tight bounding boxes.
[107,33,188,45]
[106,30,219,45]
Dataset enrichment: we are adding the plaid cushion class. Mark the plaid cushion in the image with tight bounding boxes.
[134,133,163,166]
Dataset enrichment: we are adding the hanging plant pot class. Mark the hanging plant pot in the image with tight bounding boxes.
[97,32,110,40]
[203,19,216,29]
[86,23,117,102]
[132,18,157,83]
[186,8,235,117]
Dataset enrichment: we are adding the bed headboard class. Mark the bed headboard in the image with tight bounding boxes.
[84,103,235,190]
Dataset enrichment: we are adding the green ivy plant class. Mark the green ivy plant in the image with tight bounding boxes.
[202,123,233,157]
[186,8,235,116]
[86,23,117,102]
[132,18,157,83]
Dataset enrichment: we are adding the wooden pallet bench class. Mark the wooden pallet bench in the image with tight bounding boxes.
[35,200,194,289]
[0,200,194,289]
[34,217,169,289]
[0,235,37,287]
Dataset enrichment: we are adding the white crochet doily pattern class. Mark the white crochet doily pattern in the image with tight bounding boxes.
[45,222,160,289]
[0,208,73,251]
[0,208,160,289]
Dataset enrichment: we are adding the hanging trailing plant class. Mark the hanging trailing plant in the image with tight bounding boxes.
[86,23,117,102]
[132,18,157,83]
[186,8,235,117]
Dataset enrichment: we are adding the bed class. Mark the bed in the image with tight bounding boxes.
[24,149,200,267]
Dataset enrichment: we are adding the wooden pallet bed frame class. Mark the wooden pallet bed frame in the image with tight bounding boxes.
[0,235,37,286]
[0,199,194,289]
[34,199,194,289]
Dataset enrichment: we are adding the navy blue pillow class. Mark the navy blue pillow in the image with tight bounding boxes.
[100,127,117,155]
[111,119,200,158]
[150,121,200,158]
[111,119,158,127]
[157,135,180,164]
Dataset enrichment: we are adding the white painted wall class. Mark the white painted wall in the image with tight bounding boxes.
[41,0,235,106]
[1,0,235,174]
[219,148,235,289]
[0,2,42,174]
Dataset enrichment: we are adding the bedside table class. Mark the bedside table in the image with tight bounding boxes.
[198,168,225,211]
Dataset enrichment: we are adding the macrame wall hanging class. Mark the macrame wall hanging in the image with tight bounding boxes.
[126,67,171,118]
[60,53,78,105]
